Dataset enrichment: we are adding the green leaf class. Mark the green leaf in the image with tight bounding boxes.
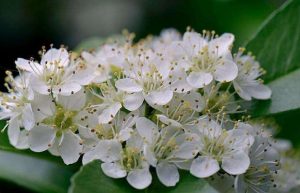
[69,161,217,193]
[0,121,78,193]
[245,0,300,116]
[0,150,75,193]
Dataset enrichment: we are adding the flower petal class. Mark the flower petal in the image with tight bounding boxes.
[233,81,252,101]
[118,127,133,141]
[101,162,127,178]
[136,117,159,144]
[214,59,238,82]
[57,89,86,111]
[15,130,30,149]
[145,90,173,105]
[144,145,157,167]
[246,84,272,100]
[59,131,83,165]
[115,78,143,92]
[83,140,122,164]
[8,117,21,147]
[30,76,50,95]
[22,104,35,131]
[186,72,213,88]
[222,151,250,175]
[127,168,152,190]
[209,33,234,57]
[53,82,82,96]
[156,162,179,187]
[98,102,122,124]
[15,58,42,73]
[190,156,220,178]
[123,92,144,111]
[41,48,69,67]
[29,125,56,152]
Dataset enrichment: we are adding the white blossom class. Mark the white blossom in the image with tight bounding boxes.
[168,31,238,88]
[0,28,288,191]
[233,49,271,100]
[136,117,199,186]
[16,48,94,96]
[234,136,280,193]
[28,89,86,164]
[190,118,253,178]
[0,72,34,148]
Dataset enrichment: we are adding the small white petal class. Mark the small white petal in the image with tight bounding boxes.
[157,114,182,128]
[123,92,144,111]
[175,160,193,170]
[57,89,86,111]
[8,117,21,147]
[83,140,122,164]
[144,145,157,167]
[115,78,143,92]
[190,156,220,178]
[71,67,95,85]
[174,139,199,159]
[170,70,192,93]
[214,59,238,82]
[145,90,173,105]
[30,76,50,95]
[233,81,252,101]
[246,84,272,100]
[156,162,179,187]
[118,128,133,141]
[48,137,60,156]
[22,104,35,131]
[98,102,122,124]
[59,131,83,165]
[222,151,250,175]
[182,91,205,112]
[53,82,82,96]
[15,58,42,73]
[127,168,152,189]
[183,32,207,56]
[187,72,213,88]
[209,33,234,57]
[101,162,127,178]
[15,130,29,149]
[41,48,69,67]
[29,125,56,152]
[136,117,159,144]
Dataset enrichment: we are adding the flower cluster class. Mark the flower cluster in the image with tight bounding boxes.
[0,28,295,192]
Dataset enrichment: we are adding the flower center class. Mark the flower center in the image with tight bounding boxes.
[120,147,143,171]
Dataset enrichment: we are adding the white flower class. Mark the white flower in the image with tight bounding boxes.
[28,89,87,164]
[16,48,94,96]
[154,92,204,129]
[0,72,34,148]
[115,47,189,106]
[136,117,199,187]
[233,50,271,100]
[92,135,152,190]
[87,81,143,124]
[168,31,238,88]
[234,136,280,193]
[81,44,126,83]
[80,111,138,164]
[190,118,253,178]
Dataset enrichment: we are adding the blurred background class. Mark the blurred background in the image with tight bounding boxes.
[0,0,287,192]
